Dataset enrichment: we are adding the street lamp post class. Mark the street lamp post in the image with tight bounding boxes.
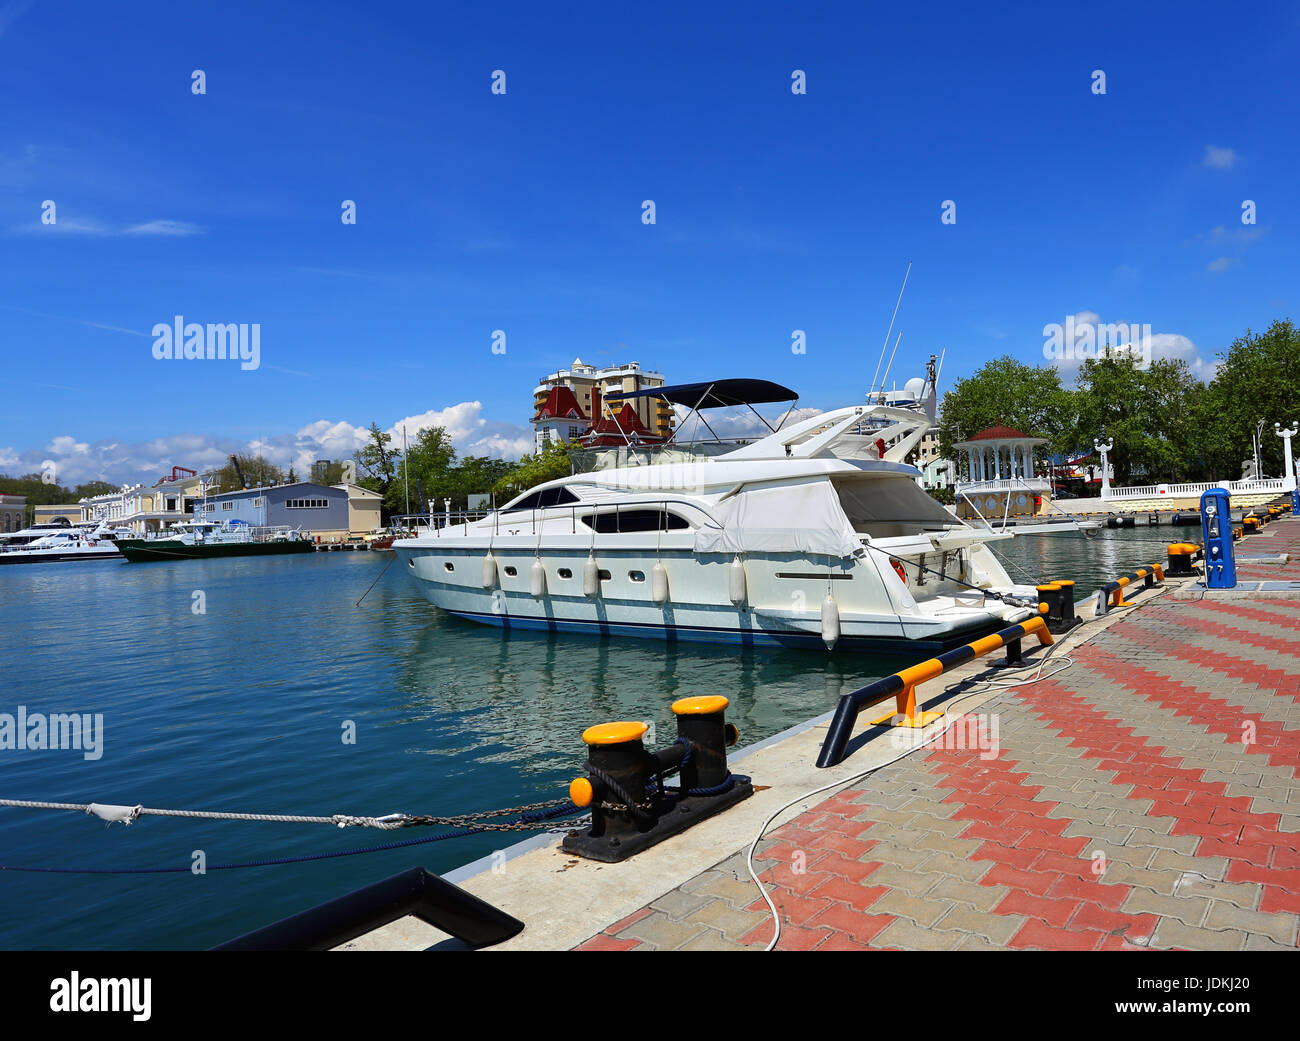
[1276,422,1298,510]
[1094,438,1114,500]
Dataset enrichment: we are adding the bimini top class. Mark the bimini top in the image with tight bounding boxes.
[606,378,798,410]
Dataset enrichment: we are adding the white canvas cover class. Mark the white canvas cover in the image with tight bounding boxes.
[693,480,861,558]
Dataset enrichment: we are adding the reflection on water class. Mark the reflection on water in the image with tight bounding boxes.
[990,525,1176,594]
[394,610,911,777]
[0,525,1170,949]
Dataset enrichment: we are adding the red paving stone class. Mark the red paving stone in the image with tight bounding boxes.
[570,519,1300,951]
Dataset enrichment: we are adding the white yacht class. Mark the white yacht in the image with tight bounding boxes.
[0,521,131,565]
[394,379,1041,654]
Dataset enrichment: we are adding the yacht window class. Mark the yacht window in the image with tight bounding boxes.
[503,566,517,577]
[503,487,580,513]
[628,570,645,582]
[558,568,573,579]
[598,569,612,581]
[580,510,690,534]
[444,562,455,572]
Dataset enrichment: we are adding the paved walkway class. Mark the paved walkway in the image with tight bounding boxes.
[577,514,1300,951]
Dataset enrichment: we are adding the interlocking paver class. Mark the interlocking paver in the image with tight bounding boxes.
[572,531,1300,952]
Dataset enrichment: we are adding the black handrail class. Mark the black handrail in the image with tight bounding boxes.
[212,867,524,951]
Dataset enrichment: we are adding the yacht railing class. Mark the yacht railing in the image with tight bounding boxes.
[422,499,726,538]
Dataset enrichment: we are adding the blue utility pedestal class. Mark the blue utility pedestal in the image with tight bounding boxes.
[1200,488,1236,589]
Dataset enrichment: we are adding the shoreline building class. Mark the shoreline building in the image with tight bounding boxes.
[532,359,674,451]
[0,493,25,533]
[78,468,210,534]
[193,481,380,542]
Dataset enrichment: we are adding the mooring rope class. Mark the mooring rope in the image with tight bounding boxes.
[0,795,583,832]
[0,803,588,875]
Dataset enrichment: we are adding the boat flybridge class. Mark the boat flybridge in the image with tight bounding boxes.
[394,378,1041,653]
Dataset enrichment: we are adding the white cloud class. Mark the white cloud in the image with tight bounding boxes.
[1203,145,1237,170]
[1,403,536,489]
[670,403,822,440]
[1044,310,1217,382]
[1206,256,1236,273]
[123,220,203,237]
[11,216,202,237]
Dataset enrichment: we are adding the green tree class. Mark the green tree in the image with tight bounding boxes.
[1067,354,1205,484]
[1197,319,1300,480]
[353,423,399,495]
[211,454,285,491]
[491,439,573,498]
[938,356,1076,475]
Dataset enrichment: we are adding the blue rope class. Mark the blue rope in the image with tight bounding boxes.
[0,804,584,875]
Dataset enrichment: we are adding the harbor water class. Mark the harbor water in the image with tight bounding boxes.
[0,525,1169,949]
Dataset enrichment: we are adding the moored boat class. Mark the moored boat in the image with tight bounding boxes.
[394,378,1042,654]
[113,520,315,562]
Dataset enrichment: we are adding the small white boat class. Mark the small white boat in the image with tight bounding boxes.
[0,522,131,565]
[395,378,1041,654]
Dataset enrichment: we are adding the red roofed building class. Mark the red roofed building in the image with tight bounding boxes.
[531,358,674,451]
[579,400,668,449]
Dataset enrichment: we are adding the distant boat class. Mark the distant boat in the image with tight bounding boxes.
[0,522,132,565]
[113,520,315,562]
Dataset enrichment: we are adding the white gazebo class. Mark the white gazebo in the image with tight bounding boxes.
[954,425,1050,519]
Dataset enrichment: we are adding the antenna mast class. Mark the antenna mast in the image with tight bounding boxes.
[868,261,911,399]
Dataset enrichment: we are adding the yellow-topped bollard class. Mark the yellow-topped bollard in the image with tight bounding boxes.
[1167,542,1198,577]
[564,696,753,862]
[672,695,739,789]
[671,695,729,715]
[581,721,648,746]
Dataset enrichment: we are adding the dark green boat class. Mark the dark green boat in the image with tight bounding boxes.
[114,521,316,563]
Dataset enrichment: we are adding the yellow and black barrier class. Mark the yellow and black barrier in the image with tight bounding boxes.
[1096,563,1166,614]
[563,695,752,862]
[816,615,1054,769]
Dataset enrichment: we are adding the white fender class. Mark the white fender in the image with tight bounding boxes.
[583,553,601,597]
[729,555,747,605]
[821,594,840,650]
[481,551,498,589]
[651,561,669,605]
[530,559,546,598]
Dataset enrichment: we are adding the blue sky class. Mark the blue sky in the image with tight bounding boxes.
[2,0,1297,485]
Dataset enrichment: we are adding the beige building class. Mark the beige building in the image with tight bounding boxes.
[337,483,383,535]
[80,471,211,533]
[32,505,81,526]
[0,493,25,533]
[532,359,674,450]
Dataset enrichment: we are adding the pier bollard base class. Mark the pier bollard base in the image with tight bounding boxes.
[561,780,754,863]
[869,709,945,729]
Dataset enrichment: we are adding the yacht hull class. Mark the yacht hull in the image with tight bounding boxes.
[114,540,316,562]
[396,542,1028,655]
[0,548,123,565]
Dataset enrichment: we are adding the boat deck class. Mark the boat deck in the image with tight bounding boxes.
[345,515,1300,951]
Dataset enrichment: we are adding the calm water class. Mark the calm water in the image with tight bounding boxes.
[0,526,1165,949]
